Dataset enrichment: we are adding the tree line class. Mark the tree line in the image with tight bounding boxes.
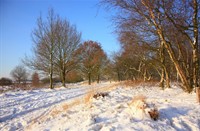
[20,9,108,88]
[101,0,200,102]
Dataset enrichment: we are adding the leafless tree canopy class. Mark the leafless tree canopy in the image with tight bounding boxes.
[101,0,200,102]
[10,65,28,84]
[23,8,81,88]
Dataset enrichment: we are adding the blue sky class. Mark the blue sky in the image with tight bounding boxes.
[0,0,120,78]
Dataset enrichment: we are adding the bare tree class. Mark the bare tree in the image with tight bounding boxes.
[24,8,82,88]
[10,65,28,84]
[53,18,81,87]
[23,9,58,89]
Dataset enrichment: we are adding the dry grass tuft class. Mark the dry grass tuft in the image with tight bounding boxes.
[129,95,146,104]
[128,95,147,110]
[84,92,93,104]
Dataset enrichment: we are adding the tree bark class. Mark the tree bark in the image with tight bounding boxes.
[159,42,165,89]
[164,65,170,88]
[193,0,199,103]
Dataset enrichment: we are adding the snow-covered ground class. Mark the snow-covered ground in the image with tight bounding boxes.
[0,82,200,131]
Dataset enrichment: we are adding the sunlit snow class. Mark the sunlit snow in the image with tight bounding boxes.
[0,82,199,131]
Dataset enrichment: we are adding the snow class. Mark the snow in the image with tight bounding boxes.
[0,82,200,131]
[0,86,15,93]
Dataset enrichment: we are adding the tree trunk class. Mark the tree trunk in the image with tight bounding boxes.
[193,0,199,103]
[117,70,121,82]
[159,42,165,89]
[164,40,192,92]
[88,72,91,85]
[164,66,170,88]
[196,87,200,104]
[192,0,199,89]
[50,73,53,89]
[50,53,54,89]
[159,68,165,89]
[141,2,192,92]
[158,32,191,91]
[62,70,66,87]
[97,74,100,84]
[143,68,147,82]
[157,30,192,92]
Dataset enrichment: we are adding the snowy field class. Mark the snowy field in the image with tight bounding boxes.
[0,82,200,131]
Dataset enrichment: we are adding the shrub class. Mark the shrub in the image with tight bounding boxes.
[0,77,13,86]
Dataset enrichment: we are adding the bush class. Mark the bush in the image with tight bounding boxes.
[32,72,40,87]
[0,77,13,86]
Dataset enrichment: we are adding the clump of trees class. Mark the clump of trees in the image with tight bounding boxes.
[24,9,81,89]
[101,0,200,102]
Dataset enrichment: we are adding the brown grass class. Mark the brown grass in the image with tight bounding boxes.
[132,95,146,102]
[51,109,62,118]
[122,80,143,87]
[84,92,93,103]
[121,80,159,88]
[62,104,69,110]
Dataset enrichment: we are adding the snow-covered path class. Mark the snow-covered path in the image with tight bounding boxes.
[0,82,115,130]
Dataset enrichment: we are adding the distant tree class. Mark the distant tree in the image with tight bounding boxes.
[10,65,28,84]
[0,77,12,86]
[32,72,40,87]
[78,41,106,85]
